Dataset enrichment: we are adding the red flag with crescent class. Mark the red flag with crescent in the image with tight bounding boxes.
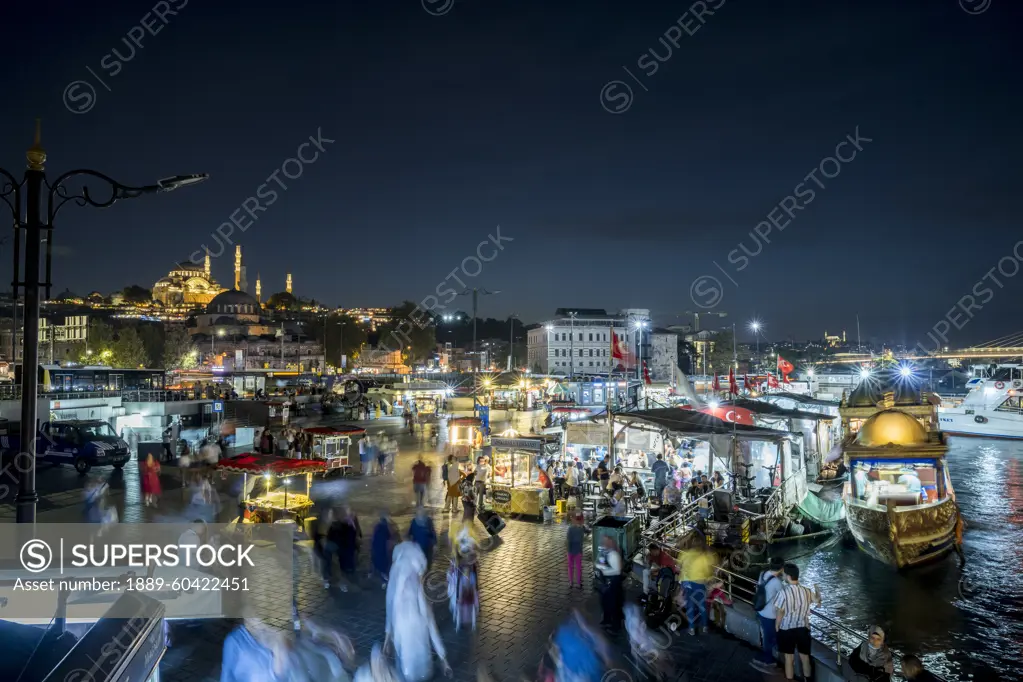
[643,361,652,385]
[777,355,795,376]
[768,374,780,389]
[743,374,750,391]
[729,366,738,395]
[700,405,756,426]
[611,330,635,366]
[712,373,721,391]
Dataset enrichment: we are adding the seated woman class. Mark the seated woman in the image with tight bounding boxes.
[845,625,894,682]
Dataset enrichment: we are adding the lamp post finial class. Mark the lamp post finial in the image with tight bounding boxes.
[26,119,46,171]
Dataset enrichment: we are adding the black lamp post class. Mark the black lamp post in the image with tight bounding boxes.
[1,120,207,524]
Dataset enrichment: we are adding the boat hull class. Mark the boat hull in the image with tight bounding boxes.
[844,497,958,568]
[937,409,1023,439]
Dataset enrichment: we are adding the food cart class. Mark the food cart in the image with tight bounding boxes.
[488,435,555,517]
[448,416,483,462]
[217,453,323,524]
[303,425,365,476]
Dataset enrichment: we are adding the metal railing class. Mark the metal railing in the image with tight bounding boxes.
[641,489,716,546]
[712,564,941,680]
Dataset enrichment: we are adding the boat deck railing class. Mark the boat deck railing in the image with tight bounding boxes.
[640,489,716,546]
[713,564,944,680]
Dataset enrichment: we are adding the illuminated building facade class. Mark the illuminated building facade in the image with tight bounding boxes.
[153,250,224,307]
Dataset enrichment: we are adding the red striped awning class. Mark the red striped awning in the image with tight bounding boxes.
[303,426,366,437]
[216,453,326,476]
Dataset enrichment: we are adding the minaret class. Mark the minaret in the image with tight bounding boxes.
[843,330,847,343]
[204,248,211,278]
[234,245,242,290]
[256,273,262,303]
[286,273,292,294]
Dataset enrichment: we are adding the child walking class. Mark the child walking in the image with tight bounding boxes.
[567,512,584,588]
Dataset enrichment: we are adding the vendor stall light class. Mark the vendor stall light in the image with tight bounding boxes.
[860,368,871,379]
[899,366,912,377]
[264,473,272,481]
[283,478,291,486]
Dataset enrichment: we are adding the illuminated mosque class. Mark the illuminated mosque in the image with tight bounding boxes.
[152,250,224,306]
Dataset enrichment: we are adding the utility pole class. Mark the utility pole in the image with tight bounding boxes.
[856,314,862,352]
[457,287,498,406]
[569,311,576,380]
[507,314,517,371]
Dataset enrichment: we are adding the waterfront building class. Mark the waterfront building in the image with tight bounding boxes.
[526,308,652,377]
[152,250,225,307]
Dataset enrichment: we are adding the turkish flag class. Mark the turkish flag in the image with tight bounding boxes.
[768,375,780,388]
[729,367,738,395]
[643,361,652,385]
[783,373,791,385]
[743,374,750,391]
[777,356,795,375]
[700,405,756,426]
[712,374,721,391]
[611,330,635,366]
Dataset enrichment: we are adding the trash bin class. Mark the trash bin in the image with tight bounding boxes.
[591,515,642,562]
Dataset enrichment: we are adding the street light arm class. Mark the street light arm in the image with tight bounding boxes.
[0,167,22,221]
[46,169,161,222]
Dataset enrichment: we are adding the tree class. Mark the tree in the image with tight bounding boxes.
[313,315,367,369]
[121,285,152,304]
[137,323,165,368]
[380,301,436,366]
[162,325,199,369]
[76,320,117,364]
[707,331,735,373]
[113,327,149,368]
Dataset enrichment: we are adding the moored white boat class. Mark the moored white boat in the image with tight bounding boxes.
[937,365,1023,439]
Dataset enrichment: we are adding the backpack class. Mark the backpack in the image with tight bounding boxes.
[753,572,778,612]
[442,463,449,482]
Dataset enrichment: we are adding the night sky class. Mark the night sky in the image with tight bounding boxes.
[1,0,1020,346]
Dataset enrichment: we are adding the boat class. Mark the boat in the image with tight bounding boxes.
[842,410,961,568]
[937,364,1023,439]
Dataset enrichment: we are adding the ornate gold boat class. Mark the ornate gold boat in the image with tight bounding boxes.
[842,410,961,568]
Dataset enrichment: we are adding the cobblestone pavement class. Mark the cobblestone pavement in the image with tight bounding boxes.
[3,413,777,681]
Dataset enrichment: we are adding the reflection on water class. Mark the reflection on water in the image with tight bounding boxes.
[794,437,1023,681]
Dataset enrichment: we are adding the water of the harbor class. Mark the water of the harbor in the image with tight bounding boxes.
[792,437,1023,681]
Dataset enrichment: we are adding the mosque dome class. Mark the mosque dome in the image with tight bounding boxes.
[856,410,928,447]
[206,289,260,316]
[266,291,299,310]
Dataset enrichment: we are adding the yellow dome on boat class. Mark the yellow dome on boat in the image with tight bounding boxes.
[856,410,928,447]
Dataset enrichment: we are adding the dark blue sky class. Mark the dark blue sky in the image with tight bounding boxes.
[1,0,1020,346]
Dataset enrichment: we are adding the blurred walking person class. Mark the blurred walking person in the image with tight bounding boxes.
[385,542,452,682]
[595,535,624,633]
[408,507,437,569]
[412,458,431,508]
[566,512,585,588]
[371,510,399,588]
[679,538,714,635]
[140,453,162,507]
[550,610,612,682]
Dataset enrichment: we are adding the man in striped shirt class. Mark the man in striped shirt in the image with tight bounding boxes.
[773,563,821,681]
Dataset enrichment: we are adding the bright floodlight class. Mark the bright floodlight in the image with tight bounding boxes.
[708,400,720,409]
[807,369,814,378]
[900,366,912,377]
[749,320,761,332]
[545,325,552,330]
[860,368,871,379]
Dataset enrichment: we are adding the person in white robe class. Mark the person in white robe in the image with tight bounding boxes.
[385,542,451,682]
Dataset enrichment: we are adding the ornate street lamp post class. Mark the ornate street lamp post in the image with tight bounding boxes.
[1,121,207,524]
